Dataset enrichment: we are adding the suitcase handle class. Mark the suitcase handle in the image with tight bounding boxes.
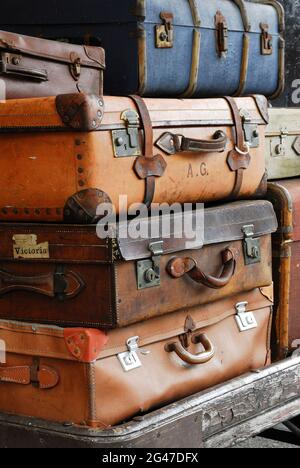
[0,61,48,81]
[166,333,215,365]
[167,248,236,289]
[156,130,227,155]
[0,363,59,389]
[0,267,85,300]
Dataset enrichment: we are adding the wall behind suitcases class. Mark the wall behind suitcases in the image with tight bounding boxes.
[272,0,300,107]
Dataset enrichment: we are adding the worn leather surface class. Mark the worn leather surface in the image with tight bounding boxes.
[0,0,282,97]
[267,179,300,359]
[266,108,300,180]
[0,29,105,99]
[0,95,267,222]
[0,200,276,328]
[0,287,273,428]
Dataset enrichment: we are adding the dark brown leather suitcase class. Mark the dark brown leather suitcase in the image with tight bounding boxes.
[0,30,105,99]
[267,179,300,360]
[0,200,277,328]
[0,286,273,428]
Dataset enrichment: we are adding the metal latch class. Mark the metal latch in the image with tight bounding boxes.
[118,336,142,372]
[240,109,260,149]
[260,23,273,55]
[242,225,261,265]
[272,126,289,157]
[215,10,228,57]
[70,53,81,81]
[235,302,258,332]
[112,109,141,158]
[156,12,174,48]
[137,241,164,290]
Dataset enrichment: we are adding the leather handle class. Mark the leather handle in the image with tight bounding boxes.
[0,364,59,389]
[166,334,215,365]
[0,268,85,300]
[176,130,227,153]
[0,61,48,81]
[155,131,227,155]
[167,248,236,289]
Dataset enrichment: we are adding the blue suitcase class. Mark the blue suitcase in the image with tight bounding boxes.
[0,0,285,99]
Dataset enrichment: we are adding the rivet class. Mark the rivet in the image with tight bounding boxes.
[2,208,8,214]
[24,209,30,215]
[13,209,19,215]
[78,180,85,187]
[98,100,103,107]
[78,167,84,174]
[97,110,102,118]
[74,348,80,355]
[78,192,85,199]
[116,137,124,147]
[77,154,83,160]
[92,120,97,127]
[63,115,70,123]
[75,139,81,146]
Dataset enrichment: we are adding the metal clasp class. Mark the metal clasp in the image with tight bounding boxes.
[272,126,289,158]
[215,10,228,57]
[156,12,174,48]
[137,241,164,290]
[240,109,260,149]
[235,302,258,332]
[242,225,261,265]
[118,336,142,372]
[112,109,141,158]
[70,54,81,81]
[260,23,273,55]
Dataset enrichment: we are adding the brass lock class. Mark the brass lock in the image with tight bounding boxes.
[215,10,228,57]
[260,23,273,55]
[156,12,174,49]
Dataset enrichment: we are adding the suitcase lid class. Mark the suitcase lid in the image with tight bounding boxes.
[0,201,277,264]
[0,286,273,362]
[0,95,268,132]
[0,30,105,69]
[0,0,283,35]
[117,200,278,261]
[267,108,300,136]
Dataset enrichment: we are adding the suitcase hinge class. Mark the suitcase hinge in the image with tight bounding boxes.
[242,225,261,265]
[235,302,258,332]
[215,10,228,57]
[137,241,163,290]
[118,336,142,372]
[112,109,142,158]
[240,109,260,148]
[155,12,174,48]
[260,23,273,55]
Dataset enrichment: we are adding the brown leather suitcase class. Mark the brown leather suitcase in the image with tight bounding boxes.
[0,30,105,99]
[0,286,273,428]
[0,200,276,328]
[267,179,300,360]
[0,94,268,223]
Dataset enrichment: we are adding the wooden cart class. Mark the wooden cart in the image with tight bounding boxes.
[0,356,299,448]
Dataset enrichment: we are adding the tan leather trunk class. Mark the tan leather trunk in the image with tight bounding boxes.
[0,201,277,328]
[0,30,105,99]
[0,287,273,428]
[0,94,268,223]
[267,179,300,360]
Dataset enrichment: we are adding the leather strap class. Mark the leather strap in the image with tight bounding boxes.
[0,364,59,389]
[176,131,227,153]
[224,96,251,200]
[130,95,167,208]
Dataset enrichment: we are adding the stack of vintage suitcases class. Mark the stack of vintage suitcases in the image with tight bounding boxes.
[0,0,298,431]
